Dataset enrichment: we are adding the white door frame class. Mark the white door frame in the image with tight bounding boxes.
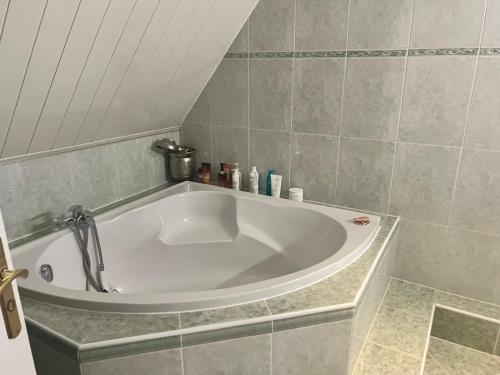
[0,211,36,374]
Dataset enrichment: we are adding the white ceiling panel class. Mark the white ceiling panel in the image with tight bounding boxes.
[0,0,259,160]
[1,0,80,157]
[0,0,47,155]
[28,0,111,153]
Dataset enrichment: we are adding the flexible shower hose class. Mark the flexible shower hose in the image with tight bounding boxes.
[70,216,107,293]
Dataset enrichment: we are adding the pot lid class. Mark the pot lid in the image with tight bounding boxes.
[154,138,178,151]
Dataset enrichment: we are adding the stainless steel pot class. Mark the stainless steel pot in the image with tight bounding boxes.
[167,146,196,182]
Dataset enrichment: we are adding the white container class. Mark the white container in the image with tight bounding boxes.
[249,166,259,194]
[270,174,282,198]
[232,164,240,191]
[289,187,304,202]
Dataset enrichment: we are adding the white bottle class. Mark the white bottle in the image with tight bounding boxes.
[232,163,241,191]
[249,166,259,194]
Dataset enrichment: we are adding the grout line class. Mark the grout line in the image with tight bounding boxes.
[205,48,213,164]
[89,0,162,143]
[204,124,500,152]
[397,215,500,239]
[351,277,392,372]
[26,0,84,153]
[49,0,112,151]
[246,17,250,183]
[419,304,436,375]
[263,277,273,374]
[494,327,500,355]
[333,0,351,205]
[189,123,482,149]
[0,0,48,157]
[426,352,452,375]
[134,123,500,155]
[446,0,489,228]
[269,319,274,375]
[391,276,500,310]
[287,0,298,193]
[386,0,415,216]
[178,314,185,375]
[71,0,140,146]
[366,341,422,361]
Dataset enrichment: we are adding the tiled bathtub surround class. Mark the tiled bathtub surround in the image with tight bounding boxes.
[22,211,399,375]
[0,129,179,242]
[181,0,500,305]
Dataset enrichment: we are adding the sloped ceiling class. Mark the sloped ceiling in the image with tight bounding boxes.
[0,0,258,159]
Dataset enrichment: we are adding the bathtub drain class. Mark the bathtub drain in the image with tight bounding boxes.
[39,264,53,282]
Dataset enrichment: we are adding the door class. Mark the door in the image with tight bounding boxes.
[0,210,36,374]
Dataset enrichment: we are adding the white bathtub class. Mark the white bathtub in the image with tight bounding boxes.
[13,182,380,313]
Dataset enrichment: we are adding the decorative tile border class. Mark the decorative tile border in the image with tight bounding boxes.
[295,50,346,58]
[408,48,478,56]
[347,49,407,57]
[26,318,80,360]
[273,309,354,332]
[225,48,500,59]
[224,52,249,59]
[249,51,294,58]
[480,47,500,55]
[182,322,272,347]
[79,335,181,363]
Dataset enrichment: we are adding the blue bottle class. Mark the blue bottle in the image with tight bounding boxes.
[266,169,275,196]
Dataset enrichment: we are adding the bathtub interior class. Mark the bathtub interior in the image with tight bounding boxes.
[36,191,347,294]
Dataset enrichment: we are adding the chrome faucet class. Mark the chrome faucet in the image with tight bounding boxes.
[58,205,108,292]
[55,205,86,228]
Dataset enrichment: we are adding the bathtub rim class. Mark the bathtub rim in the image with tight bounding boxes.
[21,214,400,364]
[14,182,381,313]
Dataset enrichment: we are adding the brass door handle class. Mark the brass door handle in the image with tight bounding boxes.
[0,268,29,295]
[0,235,29,339]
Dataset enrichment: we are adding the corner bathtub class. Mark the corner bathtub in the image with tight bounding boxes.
[13,182,380,313]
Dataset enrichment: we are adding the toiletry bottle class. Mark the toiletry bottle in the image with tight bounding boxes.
[201,163,211,184]
[266,169,275,196]
[223,163,233,188]
[270,174,283,198]
[232,163,241,191]
[218,163,225,186]
[249,166,259,194]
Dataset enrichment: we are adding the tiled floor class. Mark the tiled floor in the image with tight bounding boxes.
[353,278,500,374]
